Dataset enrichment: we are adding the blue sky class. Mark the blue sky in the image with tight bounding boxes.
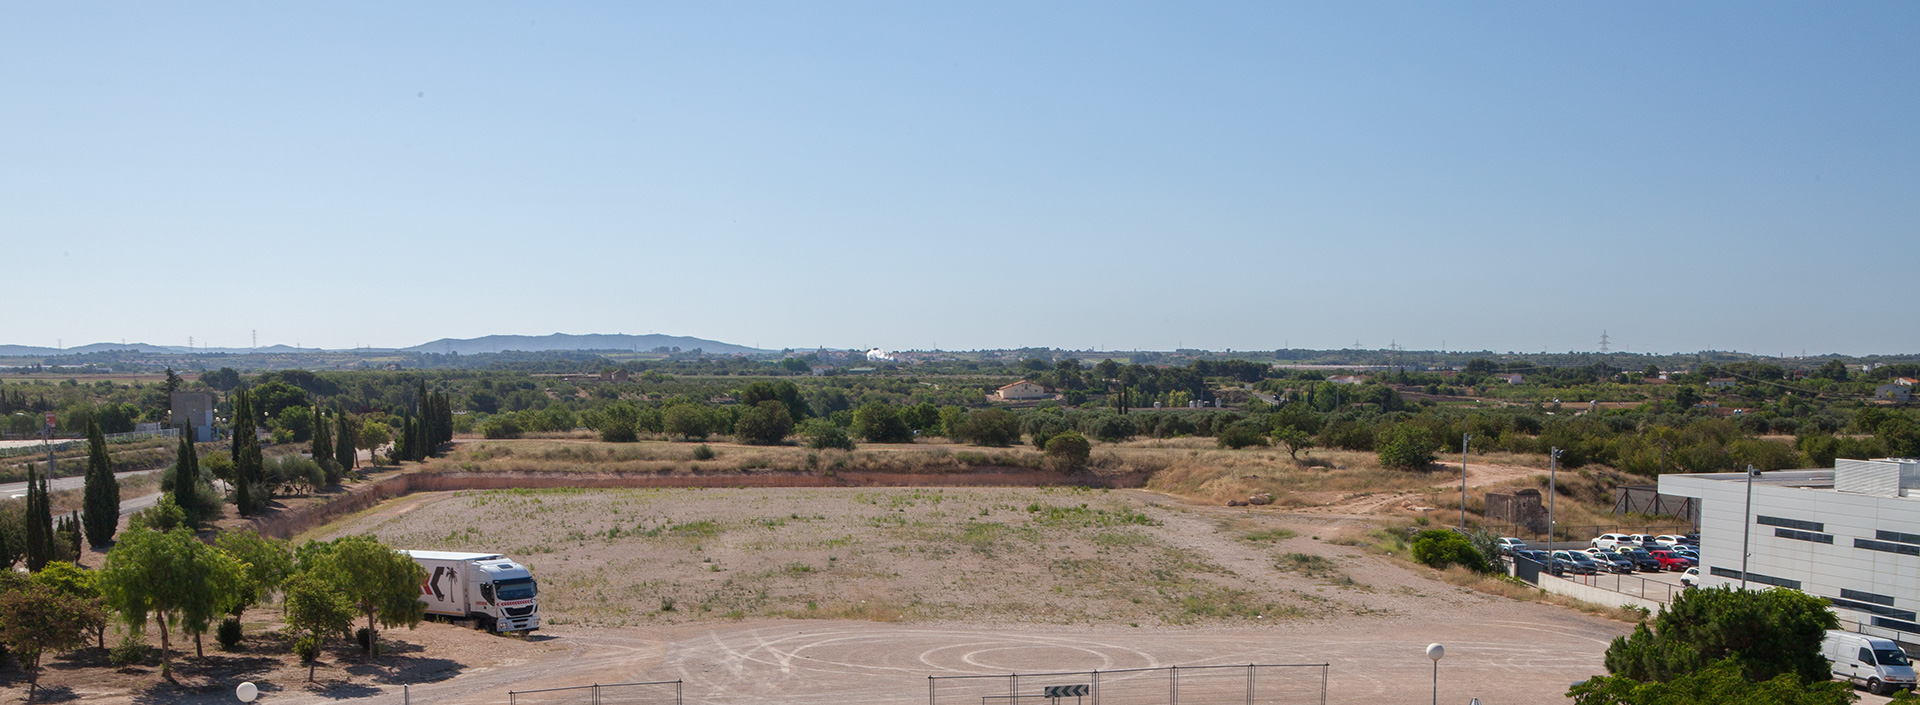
[3,3,1915,355]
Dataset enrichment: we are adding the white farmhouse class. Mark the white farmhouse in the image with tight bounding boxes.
[993,380,1050,401]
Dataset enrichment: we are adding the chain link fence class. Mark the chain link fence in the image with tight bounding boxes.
[508,680,682,705]
[931,664,1328,705]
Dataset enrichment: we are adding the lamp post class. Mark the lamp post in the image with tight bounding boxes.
[1548,447,1563,541]
[1740,464,1758,590]
[1460,434,1472,528]
[1426,643,1445,705]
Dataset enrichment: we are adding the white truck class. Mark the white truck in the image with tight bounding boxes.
[402,550,541,633]
[1823,630,1916,695]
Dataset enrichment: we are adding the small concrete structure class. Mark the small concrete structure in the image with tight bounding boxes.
[170,391,216,442]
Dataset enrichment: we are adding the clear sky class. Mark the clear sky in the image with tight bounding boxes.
[3,3,1915,355]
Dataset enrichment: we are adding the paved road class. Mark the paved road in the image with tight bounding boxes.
[0,467,166,516]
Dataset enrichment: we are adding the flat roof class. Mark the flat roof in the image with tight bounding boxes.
[401,550,505,561]
[1677,469,1835,489]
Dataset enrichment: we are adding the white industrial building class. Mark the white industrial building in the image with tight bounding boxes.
[1660,459,1920,646]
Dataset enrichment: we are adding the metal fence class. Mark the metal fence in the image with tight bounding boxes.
[1554,567,1687,604]
[931,664,1329,705]
[1477,522,1695,543]
[508,680,682,705]
[0,427,177,458]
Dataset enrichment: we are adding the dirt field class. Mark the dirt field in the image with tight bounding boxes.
[251,486,1638,704]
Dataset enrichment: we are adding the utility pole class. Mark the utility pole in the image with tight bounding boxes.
[1460,434,1472,528]
[1548,447,1563,541]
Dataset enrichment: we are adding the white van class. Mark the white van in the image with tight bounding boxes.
[1823,630,1916,695]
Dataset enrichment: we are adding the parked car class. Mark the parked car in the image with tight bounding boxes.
[1553,550,1600,575]
[1496,537,1529,555]
[1625,534,1657,547]
[1613,546,1664,572]
[1669,546,1699,565]
[1824,630,1917,695]
[1680,567,1700,587]
[1652,534,1687,547]
[1682,533,1700,546]
[1646,549,1691,571]
[1591,533,1633,550]
[1583,548,1637,574]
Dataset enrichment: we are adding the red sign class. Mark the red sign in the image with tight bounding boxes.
[44,412,55,429]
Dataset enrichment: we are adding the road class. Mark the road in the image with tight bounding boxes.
[0,466,166,515]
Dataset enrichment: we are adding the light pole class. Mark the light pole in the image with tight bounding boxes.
[1460,434,1472,528]
[1548,447,1563,542]
[1740,464,1758,590]
[1426,643,1445,705]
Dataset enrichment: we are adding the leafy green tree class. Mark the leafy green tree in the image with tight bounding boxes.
[162,367,183,396]
[1817,359,1849,382]
[1603,586,1837,685]
[1376,425,1438,470]
[97,526,246,670]
[734,401,795,445]
[215,530,294,622]
[738,380,808,422]
[593,402,642,442]
[800,420,856,450]
[954,408,1020,446]
[200,367,242,391]
[853,402,913,443]
[1672,385,1703,412]
[282,572,354,681]
[358,418,390,464]
[1272,427,1315,460]
[82,420,120,548]
[31,561,108,648]
[302,536,426,658]
[1570,657,1852,705]
[167,423,206,524]
[664,403,713,440]
[0,583,105,697]
[1044,431,1092,471]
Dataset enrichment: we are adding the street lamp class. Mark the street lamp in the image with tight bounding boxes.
[1741,464,1759,590]
[1548,447,1564,541]
[1426,643,1445,705]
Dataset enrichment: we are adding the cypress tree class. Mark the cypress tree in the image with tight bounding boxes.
[82,419,119,548]
[24,462,52,571]
[311,406,333,467]
[232,390,264,515]
[172,421,202,522]
[334,411,356,471]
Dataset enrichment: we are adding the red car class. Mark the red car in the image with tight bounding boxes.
[1647,550,1690,571]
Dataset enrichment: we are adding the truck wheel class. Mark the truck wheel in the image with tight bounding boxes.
[1867,678,1883,696]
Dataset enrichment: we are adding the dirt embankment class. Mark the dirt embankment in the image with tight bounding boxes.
[244,466,1151,540]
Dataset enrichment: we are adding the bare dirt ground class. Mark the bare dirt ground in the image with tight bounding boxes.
[242,486,1631,705]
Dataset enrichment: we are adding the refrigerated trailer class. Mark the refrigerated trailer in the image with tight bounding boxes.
[401,550,541,633]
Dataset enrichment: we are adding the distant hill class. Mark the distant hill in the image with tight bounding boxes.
[401,333,765,356]
[0,342,174,356]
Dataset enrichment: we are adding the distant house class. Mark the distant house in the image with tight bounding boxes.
[1707,378,1737,389]
[1894,377,1918,387]
[1877,384,1912,403]
[1496,373,1525,385]
[1328,375,1366,385]
[994,380,1051,401]
[598,369,630,383]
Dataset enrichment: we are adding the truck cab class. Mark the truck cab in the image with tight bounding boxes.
[1824,630,1916,695]
[403,550,541,633]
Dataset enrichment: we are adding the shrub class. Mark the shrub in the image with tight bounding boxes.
[734,401,795,445]
[354,627,382,656]
[1409,529,1488,572]
[803,423,856,451]
[294,635,320,663]
[481,416,523,440]
[110,633,150,666]
[954,408,1021,446]
[1216,422,1269,449]
[1377,425,1438,470]
[216,617,244,651]
[1044,431,1092,470]
[691,444,716,461]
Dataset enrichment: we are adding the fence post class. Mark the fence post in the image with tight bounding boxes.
[929,676,935,705]
[1320,665,1328,705]
[677,679,683,705]
[1170,665,1178,705]
[1245,664,1253,705]
[1092,670,1100,705]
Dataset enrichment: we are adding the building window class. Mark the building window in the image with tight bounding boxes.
[1828,598,1917,622]
[1877,530,1920,546]
[1873,617,1920,635]
[1774,528,1834,544]
[1855,538,1920,556]
[1756,515,1825,532]
[1706,567,1801,589]
[1842,589,1897,606]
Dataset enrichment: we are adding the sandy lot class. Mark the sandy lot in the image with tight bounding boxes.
[271,487,1635,704]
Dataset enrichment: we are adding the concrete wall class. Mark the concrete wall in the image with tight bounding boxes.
[1534,574,1668,613]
